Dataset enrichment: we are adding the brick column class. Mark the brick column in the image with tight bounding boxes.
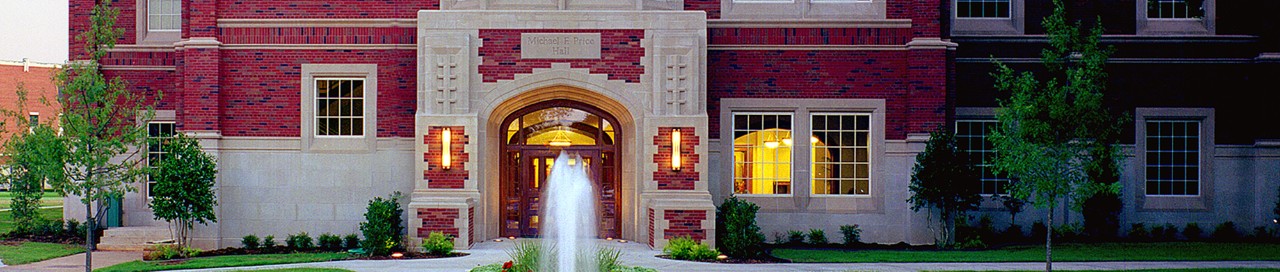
[175,38,221,132]
[423,126,469,189]
[653,127,700,190]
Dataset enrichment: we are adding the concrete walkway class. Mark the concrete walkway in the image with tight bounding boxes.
[154,239,1280,272]
[1,251,140,272]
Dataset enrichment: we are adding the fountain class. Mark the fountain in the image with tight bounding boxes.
[540,151,599,272]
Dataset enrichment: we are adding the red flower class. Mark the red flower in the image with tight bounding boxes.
[503,261,513,269]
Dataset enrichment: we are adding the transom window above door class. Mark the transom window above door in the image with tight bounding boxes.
[505,107,614,147]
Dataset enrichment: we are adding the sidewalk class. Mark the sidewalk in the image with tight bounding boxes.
[159,239,1280,272]
[0,251,140,272]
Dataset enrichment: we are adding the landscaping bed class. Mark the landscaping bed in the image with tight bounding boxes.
[196,246,467,260]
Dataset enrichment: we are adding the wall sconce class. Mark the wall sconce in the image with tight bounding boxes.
[671,129,681,171]
[442,128,452,170]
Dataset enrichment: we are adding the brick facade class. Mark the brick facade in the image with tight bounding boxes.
[217,27,417,45]
[653,127,700,190]
[423,126,469,189]
[709,28,912,45]
[215,0,439,19]
[684,0,721,19]
[662,210,707,242]
[416,208,460,238]
[478,29,645,83]
[0,62,62,146]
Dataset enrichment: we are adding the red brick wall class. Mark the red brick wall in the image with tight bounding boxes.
[709,28,911,45]
[417,208,459,238]
[219,49,416,137]
[708,50,924,140]
[653,127,700,190]
[218,27,416,44]
[478,29,644,83]
[468,206,474,246]
[648,208,655,247]
[179,47,221,131]
[906,49,948,134]
[188,0,218,38]
[423,126,469,189]
[216,0,439,19]
[684,0,721,19]
[663,210,707,242]
[0,65,62,145]
[102,51,177,66]
[104,69,178,111]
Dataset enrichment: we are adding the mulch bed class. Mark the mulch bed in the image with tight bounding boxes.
[655,251,791,264]
[196,246,468,260]
[0,233,86,245]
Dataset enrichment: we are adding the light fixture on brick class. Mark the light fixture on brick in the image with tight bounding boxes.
[442,128,452,170]
[672,128,682,171]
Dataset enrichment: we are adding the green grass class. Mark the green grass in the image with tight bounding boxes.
[939,270,1280,272]
[0,207,62,234]
[0,191,63,208]
[774,242,1280,263]
[0,242,85,265]
[231,269,354,272]
[95,252,353,272]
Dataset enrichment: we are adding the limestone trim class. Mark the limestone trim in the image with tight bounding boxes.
[720,0,887,21]
[418,10,707,30]
[708,44,906,51]
[1134,107,1215,212]
[717,98,887,213]
[300,64,379,153]
[707,18,911,28]
[217,18,419,28]
[906,38,959,50]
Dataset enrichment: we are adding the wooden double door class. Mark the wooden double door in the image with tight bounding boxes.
[501,147,619,238]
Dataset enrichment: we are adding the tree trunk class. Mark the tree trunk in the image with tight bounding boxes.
[84,200,93,272]
[1046,207,1054,272]
[944,210,956,247]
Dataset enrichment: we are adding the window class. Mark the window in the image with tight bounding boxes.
[1147,0,1204,19]
[956,120,1008,195]
[146,122,176,198]
[957,0,1010,18]
[1145,120,1200,196]
[28,113,39,126]
[314,78,365,137]
[147,0,181,31]
[733,113,793,195]
[811,114,871,195]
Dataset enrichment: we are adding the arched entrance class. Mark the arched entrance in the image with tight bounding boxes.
[499,99,622,238]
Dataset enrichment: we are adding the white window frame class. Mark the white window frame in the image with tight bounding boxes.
[955,119,1009,196]
[1135,108,1214,211]
[1137,0,1214,35]
[312,78,367,138]
[810,112,873,196]
[136,0,181,44]
[145,121,176,199]
[301,64,378,153]
[146,0,181,32]
[954,0,1012,19]
[719,98,886,213]
[731,112,796,196]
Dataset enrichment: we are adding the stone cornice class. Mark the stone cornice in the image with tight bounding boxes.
[217,18,419,28]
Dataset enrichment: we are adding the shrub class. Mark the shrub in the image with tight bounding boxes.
[715,197,765,258]
[343,234,361,249]
[664,236,719,261]
[361,192,405,256]
[1127,223,1150,241]
[144,244,199,260]
[955,236,988,249]
[1030,221,1047,242]
[806,229,828,245]
[422,231,454,255]
[1052,223,1083,242]
[287,232,314,249]
[241,234,261,249]
[318,233,343,250]
[596,246,623,271]
[787,230,806,244]
[1183,223,1204,241]
[1213,221,1241,242]
[506,240,543,272]
[1000,224,1025,244]
[1151,223,1178,242]
[839,224,862,245]
[65,219,82,237]
[772,232,785,244]
[262,235,277,248]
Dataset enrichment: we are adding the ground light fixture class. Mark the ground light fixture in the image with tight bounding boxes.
[391,252,404,258]
[442,128,452,169]
[672,129,681,171]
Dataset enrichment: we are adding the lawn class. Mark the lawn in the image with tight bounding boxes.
[942,270,1280,272]
[0,191,64,208]
[0,207,62,234]
[774,242,1280,263]
[0,242,85,265]
[95,252,353,272]
[233,269,353,272]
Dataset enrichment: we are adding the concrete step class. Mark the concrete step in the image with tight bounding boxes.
[98,226,173,251]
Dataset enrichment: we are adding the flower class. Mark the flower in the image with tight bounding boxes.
[502,260,513,270]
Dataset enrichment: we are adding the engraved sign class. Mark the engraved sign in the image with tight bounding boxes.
[521,33,601,59]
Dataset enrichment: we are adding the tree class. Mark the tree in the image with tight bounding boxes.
[2,87,68,235]
[51,2,158,270]
[908,128,983,248]
[149,134,218,250]
[988,0,1125,270]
